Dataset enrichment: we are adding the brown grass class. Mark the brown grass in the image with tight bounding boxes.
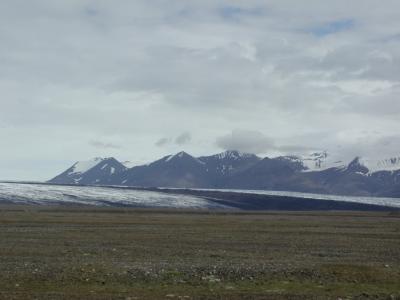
[0,205,399,299]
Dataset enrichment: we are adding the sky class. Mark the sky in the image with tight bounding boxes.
[0,0,400,180]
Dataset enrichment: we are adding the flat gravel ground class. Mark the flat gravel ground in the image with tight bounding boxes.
[0,205,399,299]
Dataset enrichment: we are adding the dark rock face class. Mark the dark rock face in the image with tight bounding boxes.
[109,152,210,188]
[48,151,400,197]
[198,150,261,187]
[107,150,262,188]
[223,156,310,190]
[346,157,369,174]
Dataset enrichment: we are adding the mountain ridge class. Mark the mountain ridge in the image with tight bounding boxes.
[47,150,400,197]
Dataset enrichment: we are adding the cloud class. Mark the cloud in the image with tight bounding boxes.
[0,0,400,180]
[216,130,318,155]
[175,132,191,145]
[277,144,316,154]
[156,132,192,147]
[218,5,265,21]
[89,140,121,149]
[155,137,171,147]
[216,130,275,154]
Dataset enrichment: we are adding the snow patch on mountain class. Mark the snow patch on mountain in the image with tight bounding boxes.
[165,154,174,162]
[359,156,400,173]
[69,158,104,175]
[282,151,346,172]
[166,151,205,165]
[213,150,255,160]
[122,161,137,169]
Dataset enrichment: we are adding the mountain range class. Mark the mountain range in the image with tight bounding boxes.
[48,150,400,197]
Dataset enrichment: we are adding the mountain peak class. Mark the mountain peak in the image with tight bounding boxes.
[165,151,190,161]
[280,151,345,172]
[214,150,257,160]
[49,157,126,185]
[69,157,105,175]
[162,151,205,165]
[358,156,400,173]
[48,150,400,197]
[346,157,369,174]
[176,151,188,157]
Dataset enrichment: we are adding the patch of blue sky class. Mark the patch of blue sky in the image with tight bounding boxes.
[84,6,99,17]
[219,5,264,21]
[310,19,355,37]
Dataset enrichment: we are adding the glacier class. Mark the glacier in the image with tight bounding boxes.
[0,182,227,209]
[1,182,399,210]
[188,188,400,209]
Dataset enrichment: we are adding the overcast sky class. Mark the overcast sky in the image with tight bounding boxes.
[1,0,400,180]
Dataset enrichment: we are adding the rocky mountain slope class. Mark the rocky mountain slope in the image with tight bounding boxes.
[49,157,126,185]
[48,151,400,197]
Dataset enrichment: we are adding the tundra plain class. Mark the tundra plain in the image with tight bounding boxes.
[0,206,399,299]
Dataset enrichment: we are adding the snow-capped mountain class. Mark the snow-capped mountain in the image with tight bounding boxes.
[207,150,258,161]
[104,151,262,188]
[48,150,400,197]
[280,151,346,172]
[198,150,261,177]
[359,156,400,174]
[109,151,209,188]
[48,157,126,185]
[164,151,206,165]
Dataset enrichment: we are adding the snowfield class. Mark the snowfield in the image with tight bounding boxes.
[69,157,105,174]
[188,188,400,208]
[0,182,399,209]
[0,182,227,209]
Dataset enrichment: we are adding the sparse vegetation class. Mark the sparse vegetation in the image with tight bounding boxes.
[0,205,399,299]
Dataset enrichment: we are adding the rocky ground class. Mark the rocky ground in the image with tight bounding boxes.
[0,205,399,299]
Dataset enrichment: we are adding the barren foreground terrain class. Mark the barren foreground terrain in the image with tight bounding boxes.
[0,205,399,299]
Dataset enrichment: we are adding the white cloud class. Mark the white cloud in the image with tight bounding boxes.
[0,0,399,179]
[216,130,274,154]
